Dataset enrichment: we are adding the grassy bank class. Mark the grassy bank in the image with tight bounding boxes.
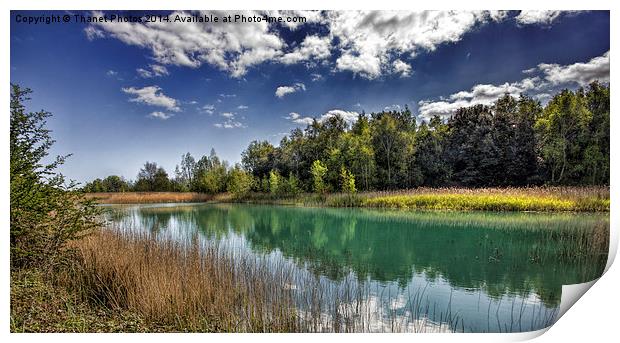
[86,186,609,212]
[240,187,610,212]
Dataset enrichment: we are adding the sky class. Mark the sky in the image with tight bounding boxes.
[10,10,610,183]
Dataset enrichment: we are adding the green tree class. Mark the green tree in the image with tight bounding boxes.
[284,173,302,197]
[227,165,254,198]
[535,89,591,184]
[10,84,100,269]
[134,162,171,191]
[311,160,328,194]
[340,166,356,193]
[242,140,276,179]
[268,169,281,195]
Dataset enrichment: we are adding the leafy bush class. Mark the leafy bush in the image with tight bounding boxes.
[10,84,100,270]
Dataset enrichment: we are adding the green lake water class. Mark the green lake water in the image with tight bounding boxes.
[104,203,608,333]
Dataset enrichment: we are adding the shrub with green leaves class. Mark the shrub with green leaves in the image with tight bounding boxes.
[10,84,100,270]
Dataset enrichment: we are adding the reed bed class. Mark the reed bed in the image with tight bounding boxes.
[63,229,298,332]
[86,187,609,212]
[84,192,220,204]
[332,186,610,212]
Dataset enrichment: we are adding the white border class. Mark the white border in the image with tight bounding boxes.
[2,1,617,343]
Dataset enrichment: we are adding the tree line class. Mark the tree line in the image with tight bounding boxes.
[83,82,609,196]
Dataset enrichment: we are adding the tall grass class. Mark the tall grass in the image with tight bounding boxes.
[348,187,609,212]
[63,229,298,332]
[84,192,219,204]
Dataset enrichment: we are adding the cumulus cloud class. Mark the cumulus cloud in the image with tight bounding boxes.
[515,11,570,25]
[285,112,314,125]
[89,10,520,79]
[275,82,306,98]
[89,10,285,78]
[538,51,609,86]
[148,111,173,120]
[418,78,542,119]
[122,85,181,112]
[137,64,169,78]
[417,51,609,119]
[220,112,235,118]
[281,35,331,64]
[384,104,402,112]
[285,109,360,126]
[328,11,503,78]
[392,59,412,77]
[237,105,249,110]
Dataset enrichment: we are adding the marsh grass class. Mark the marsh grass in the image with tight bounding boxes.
[63,229,298,332]
[84,192,220,204]
[86,187,609,212]
[355,187,609,212]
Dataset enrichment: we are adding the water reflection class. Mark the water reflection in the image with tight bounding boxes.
[104,203,608,332]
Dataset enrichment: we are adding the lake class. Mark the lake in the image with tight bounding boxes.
[104,203,608,333]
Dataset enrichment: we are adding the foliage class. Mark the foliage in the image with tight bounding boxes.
[268,170,281,195]
[340,166,356,193]
[310,160,328,194]
[226,165,254,199]
[10,84,100,269]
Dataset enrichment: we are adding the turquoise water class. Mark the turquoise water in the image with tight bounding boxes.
[104,203,608,332]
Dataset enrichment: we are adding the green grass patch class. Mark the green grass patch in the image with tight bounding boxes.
[363,194,609,212]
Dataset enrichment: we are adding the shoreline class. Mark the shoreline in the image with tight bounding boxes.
[84,187,610,213]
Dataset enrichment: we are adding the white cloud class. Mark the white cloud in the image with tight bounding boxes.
[214,119,245,129]
[392,59,412,77]
[275,82,306,98]
[214,111,245,128]
[137,64,169,78]
[418,78,541,119]
[106,70,118,76]
[515,11,569,25]
[285,112,314,125]
[201,104,215,114]
[89,10,286,78]
[417,51,609,119]
[328,11,502,78]
[148,111,173,120]
[384,104,402,112]
[237,105,249,110]
[285,109,360,126]
[89,10,514,79]
[214,121,245,129]
[281,35,331,64]
[310,73,324,82]
[219,93,236,98]
[84,26,105,40]
[319,109,360,125]
[538,51,610,86]
[122,85,181,112]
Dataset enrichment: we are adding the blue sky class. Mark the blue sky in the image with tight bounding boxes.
[10,10,610,183]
